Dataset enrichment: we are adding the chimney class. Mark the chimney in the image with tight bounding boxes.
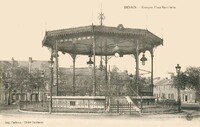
[29,57,32,63]
[170,73,175,79]
[11,57,14,61]
[11,57,15,65]
[28,57,33,74]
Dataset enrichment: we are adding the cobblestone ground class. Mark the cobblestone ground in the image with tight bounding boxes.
[1,104,200,127]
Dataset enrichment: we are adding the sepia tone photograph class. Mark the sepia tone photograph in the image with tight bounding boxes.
[0,0,200,127]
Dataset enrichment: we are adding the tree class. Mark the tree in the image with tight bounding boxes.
[0,60,52,104]
[173,72,188,90]
[0,60,30,104]
[173,66,200,102]
[0,60,19,104]
[75,74,93,96]
[110,66,120,95]
[57,69,94,96]
[185,67,200,101]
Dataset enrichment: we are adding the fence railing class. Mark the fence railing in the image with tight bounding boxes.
[19,101,105,113]
[110,101,139,115]
[142,103,178,113]
[19,101,179,114]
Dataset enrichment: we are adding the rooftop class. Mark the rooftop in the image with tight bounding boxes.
[43,24,163,56]
[154,78,173,86]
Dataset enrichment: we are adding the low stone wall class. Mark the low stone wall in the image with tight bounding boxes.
[20,96,106,113]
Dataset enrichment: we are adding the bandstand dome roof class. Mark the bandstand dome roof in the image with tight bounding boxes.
[42,24,163,56]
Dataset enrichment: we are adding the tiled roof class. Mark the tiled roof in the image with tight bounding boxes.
[59,67,106,76]
[47,25,92,36]
[154,78,173,86]
[46,25,159,38]
[42,25,163,56]
[59,67,92,75]
[0,60,49,70]
[18,61,48,69]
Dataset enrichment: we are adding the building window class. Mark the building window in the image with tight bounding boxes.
[171,94,174,99]
[185,95,188,102]
[162,93,165,99]
[70,101,76,106]
[168,94,170,99]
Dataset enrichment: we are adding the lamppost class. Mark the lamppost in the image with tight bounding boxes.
[136,42,148,113]
[87,55,94,95]
[175,64,181,113]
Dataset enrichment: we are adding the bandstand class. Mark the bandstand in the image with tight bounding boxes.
[42,21,163,113]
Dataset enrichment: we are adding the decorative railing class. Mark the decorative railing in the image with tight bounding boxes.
[142,103,178,113]
[19,101,106,113]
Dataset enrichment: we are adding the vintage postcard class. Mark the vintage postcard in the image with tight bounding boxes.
[0,0,200,127]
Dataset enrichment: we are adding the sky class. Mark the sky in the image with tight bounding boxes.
[0,0,200,78]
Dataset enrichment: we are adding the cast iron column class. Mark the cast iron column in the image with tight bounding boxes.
[151,50,154,96]
[92,25,96,96]
[135,40,142,113]
[105,55,108,92]
[55,41,59,96]
[177,71,181,112]
[105,40,108,95]
[49,51,54,114]
[72,54,76,96]
[135,40,139,95]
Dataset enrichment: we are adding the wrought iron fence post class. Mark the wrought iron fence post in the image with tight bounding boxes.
[140,96,143,113]
[19,101,21,110]
[117,100,119,113]
[130,102,131,115]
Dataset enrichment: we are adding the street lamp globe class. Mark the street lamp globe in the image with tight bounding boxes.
[140,53,147,65]
[48,60,54,68]
[41,71,44,78]
[129,73,133,77]
[114,52,120,57]
[175,64,181,74]
[87,58,94,65]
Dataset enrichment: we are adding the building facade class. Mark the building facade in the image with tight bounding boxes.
[0,57,50,104]
[153,77,196,103]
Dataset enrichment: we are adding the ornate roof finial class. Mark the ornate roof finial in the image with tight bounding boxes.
[98,4,105,26]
